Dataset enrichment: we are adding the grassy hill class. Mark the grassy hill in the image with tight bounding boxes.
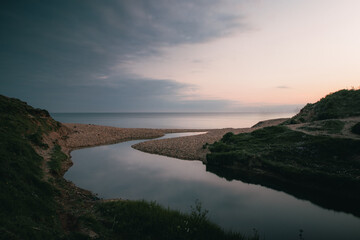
[206,89,360,216]
[286,89,360,124]
[0,95,64,239]
[207,126,360,187]
[0,95,255,240]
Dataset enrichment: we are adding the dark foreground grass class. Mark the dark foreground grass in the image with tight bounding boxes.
[95,200,255,240]
[0,134,63,239]
[0,96,63,239]
[69,199,258,240]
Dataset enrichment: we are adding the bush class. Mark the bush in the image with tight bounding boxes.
[96,200,250,240]
[287,89,360,123]
[26,129,49,149]
[48,145,67,175]
[207,126,360,181]
[299,120,345,134]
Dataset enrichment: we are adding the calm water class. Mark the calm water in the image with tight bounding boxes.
[59,113,360,239]
[51,112,294,129]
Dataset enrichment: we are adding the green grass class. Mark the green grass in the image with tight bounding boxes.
[299,119,345,134]
[0,95,60,136]
[26,128,49,149]
[53,198,255,240]
[95,200,254,240]
[48,145,67,175]
[0,96,64,239]
[0,135,62,239]
[286,89,360,123]
[207,126,360,187]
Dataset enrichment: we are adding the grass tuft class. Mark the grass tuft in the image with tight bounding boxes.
[96,200,255,240]
[48,145,67,175]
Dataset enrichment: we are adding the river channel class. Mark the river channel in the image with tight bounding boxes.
[64,132,360,240]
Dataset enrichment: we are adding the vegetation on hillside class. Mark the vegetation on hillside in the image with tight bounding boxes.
[0,95,63,239]
[298,119,345,134]
[206,89,360,215]
[207,126,360,183]
[206,125,360,217]
[0,94,254,239]
[286,89,360,124]
[48,145,68,176]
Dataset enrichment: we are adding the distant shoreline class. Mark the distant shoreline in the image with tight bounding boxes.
[51,112,294,130]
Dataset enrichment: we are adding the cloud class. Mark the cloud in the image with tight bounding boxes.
[12,77,233,112]
[1,0,245,79]
[0,0,250,112]
[276,85,291,89]
[97,75,110,80]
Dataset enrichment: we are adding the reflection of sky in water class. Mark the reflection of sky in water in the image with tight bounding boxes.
[65,132,360,240]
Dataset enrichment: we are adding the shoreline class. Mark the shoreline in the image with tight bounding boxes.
[32,117,289,235]
[132,118,289,161]
[34,116,360,235]
[35,122,226,235]
[33,117,289,183]
[59,118,289,165]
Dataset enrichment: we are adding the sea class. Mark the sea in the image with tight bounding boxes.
[51,112,295,129]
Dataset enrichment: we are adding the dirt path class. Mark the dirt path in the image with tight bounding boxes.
[286,116,360,140]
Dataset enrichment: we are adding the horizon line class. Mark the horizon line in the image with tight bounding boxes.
[50,111,299,114]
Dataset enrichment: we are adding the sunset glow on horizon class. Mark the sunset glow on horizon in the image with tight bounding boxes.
[1,0,360,112]
[122,0,360,106]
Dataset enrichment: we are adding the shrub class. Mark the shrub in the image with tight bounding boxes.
[96,200,250,240]
[287,89,360,123]
[48,145,67,175]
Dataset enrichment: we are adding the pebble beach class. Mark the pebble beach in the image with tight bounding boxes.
[60,118,289,162]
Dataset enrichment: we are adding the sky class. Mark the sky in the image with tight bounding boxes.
[1,0,359,112]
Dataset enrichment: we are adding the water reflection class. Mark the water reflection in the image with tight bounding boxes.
[65,132,360,240]
[206,165,360,218]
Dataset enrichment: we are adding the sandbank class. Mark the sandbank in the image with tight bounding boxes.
[55,118,289,164]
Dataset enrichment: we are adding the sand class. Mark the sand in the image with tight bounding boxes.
[33,118,289,183]
[36,116,360,178]
[62,123,210,150]
[132,118,289,161]
[56,118,289,163]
